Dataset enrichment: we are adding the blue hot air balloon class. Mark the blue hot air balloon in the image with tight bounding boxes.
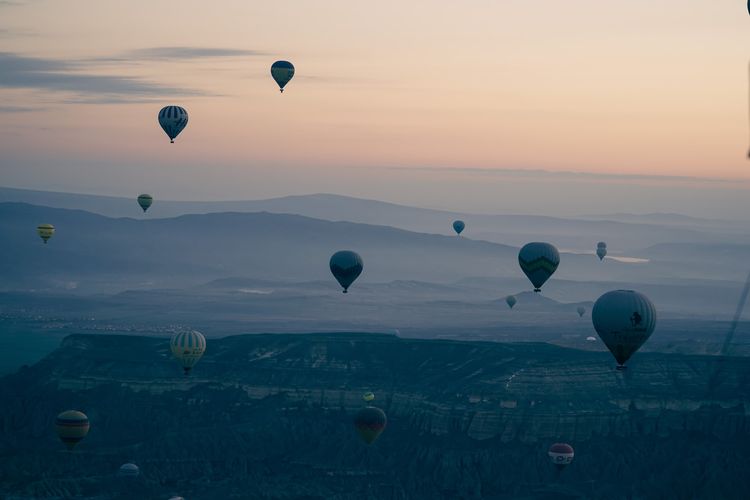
[158,106,188,143]
[452,220,465,235]
[518,242,560,292]
[271,61,295,93]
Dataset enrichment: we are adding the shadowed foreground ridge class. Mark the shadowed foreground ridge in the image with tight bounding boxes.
[1,333,749,499]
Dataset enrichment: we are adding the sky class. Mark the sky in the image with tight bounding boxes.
[1,0,749,217]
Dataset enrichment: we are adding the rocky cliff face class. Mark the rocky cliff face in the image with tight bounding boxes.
[1,333,748,499]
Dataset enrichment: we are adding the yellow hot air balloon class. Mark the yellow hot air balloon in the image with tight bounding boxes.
[56,410,89,450]
[170,330,206,375]
[37,223,55,244]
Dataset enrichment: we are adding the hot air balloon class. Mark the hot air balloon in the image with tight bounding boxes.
[577,306,585,317]
[548,443,574,471]
[363,392,375,402]
[354,406,387,445]
[329,250,363,293]
[137,194,153,213]
[118,463,140,478]
[518,242,559,292]
[37,223,54,244]
[56,410,89,450]
[592,290,656,369]
[452,220,465,235]
[596,241,607,261]
[271,61,295,93]
[506,295,517,309]
[158,106,188,143]
[170,330,206,375]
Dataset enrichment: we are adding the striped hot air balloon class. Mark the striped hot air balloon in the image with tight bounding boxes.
[137,194,153,213]
[158,106,188,143]
[548,443,574,471]
[56,410,89,450]
[170,330,206,375]
[518,242,560,292]
[271,61,295,93]
[118,463,140,478]
[37,223,55,244]
[592,290,656,369]
[354,406,387,445]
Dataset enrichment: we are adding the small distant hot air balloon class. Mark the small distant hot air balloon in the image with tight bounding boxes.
[452,220,465,235]
[37,223,55,244]
[354,406,387,445]
[596,241,607,261]
[56,410,89,450]
[518,242,560,292]
[158,106,188,143]
[548,443,574,471]
[170,330,206,375]
[577,306,585,317]
[137,194,153,213]
[592,290,656,369]
[329,251,363,293]
[506,295,517,309]
[363,392,375,402]
[118,463,140,478]
[271,61,295,93]
[585,336,597,342]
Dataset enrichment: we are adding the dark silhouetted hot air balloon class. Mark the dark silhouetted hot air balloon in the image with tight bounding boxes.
[452,220,465,235]
[118,463,140,478]
[548,443,574,471]
[354,406,387,445]
[37,223,54,244]
[596,241,607,261]
[170,330,206,375]
[329,250,363,293]
[56,410,89,450]
[518,242,559,292]
[506,295,517,309]
[137,194,153,213]
[158,106,188,143]
[592,290,656,369]
[577,306,585,317]
[271,61,295,93]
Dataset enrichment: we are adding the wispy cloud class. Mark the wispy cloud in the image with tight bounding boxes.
[0,52,201,102]
[93,46,267,63]
[0,104,45,112]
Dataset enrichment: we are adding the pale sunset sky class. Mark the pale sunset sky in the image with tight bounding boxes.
[1,0,749,217]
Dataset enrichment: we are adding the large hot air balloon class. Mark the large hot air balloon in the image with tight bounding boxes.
[577,306,585,317]
[37,223,54,244]
[271,61,295,93]
[596,241,607,261]
[548,443,574,471]
[506,295,517,309]
[158,106,188,143]
[354,406,387,445]
[452,220,465,235]
[137,194,153,213]
[56,410,89,450]
[170,330,206,375]
[518,242,559,292]
[592,290,656,369]
[363,392,375,402]
[118,463,140,478]
[329,251,363,293]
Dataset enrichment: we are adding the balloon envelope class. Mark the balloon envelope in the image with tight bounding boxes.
[577,306,585,317]
[452,220,465,235]
[56,410,89,450]
[506,295,517,309]
[170,330,206,374]
[271,61,295,92]
[548,443,574,470]
[158,106,188,143]
[354,406,387,445]
[518,242,560,292]
[37,223,55,244]
[118,463,140,477]
[137,194,153,213]
[362,392,375,402]
[329,250,363,293]
[592,290,656,367]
